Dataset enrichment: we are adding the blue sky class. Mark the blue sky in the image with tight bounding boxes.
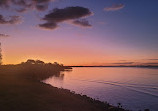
[0,0,158,65]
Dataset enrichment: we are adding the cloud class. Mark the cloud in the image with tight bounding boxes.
[33,0,57,11]
[104,4,125,11]
[36,4,48,11]
[146,59,158,61]
[0,0,55,12]
[0,33,9,38]
[0,14,21,24]
[15,8,28,13]
[0,2,93,30]
[119,60,127,61]
[112,62,134,65]
[72,19,92,27]
[39,22,58,30]
[0,0,10,8]
[39,6,93,30]
[143,62,158,65]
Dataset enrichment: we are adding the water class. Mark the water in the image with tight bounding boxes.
[44,67,158,111]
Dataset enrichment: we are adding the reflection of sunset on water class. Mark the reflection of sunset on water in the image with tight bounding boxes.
[45,67,158,111]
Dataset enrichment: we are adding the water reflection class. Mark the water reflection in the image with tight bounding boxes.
[44,67,158,111]
[44,70,72,88]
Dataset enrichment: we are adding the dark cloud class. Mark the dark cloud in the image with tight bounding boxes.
[33,0,52,11]
[0,0,56,29]
[0,2,93,30]
[33,0,51,4]
[43,6,92,22]
[143,62,158,65]
[104,4,125,11]
[36,4,48,11]
[72,19,92,27]
[0,14,21,24]
[0,0,54,12]
[147,59,158,61]
[0,34,9,38]
[39,22,58,30]
[39,6,92,30]
[11,0,32,12]
[15,8,27,13]
[0,0,10,8]
[112,62,134,65]
[12,0,30,7]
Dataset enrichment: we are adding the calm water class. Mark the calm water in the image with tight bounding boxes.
[44,67,158,111]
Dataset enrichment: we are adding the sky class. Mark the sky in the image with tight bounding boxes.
[0,0,158,66]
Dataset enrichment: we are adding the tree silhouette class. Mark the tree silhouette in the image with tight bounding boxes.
[25,59,36,64]
[36,60,45,65]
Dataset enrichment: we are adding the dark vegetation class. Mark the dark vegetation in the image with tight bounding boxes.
[0,59,132,111]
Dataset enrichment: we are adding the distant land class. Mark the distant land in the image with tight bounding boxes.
[68,65,158,68]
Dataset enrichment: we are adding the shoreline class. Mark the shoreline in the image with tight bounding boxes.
[0,64,128,111]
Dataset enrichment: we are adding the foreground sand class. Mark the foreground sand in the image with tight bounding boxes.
[0,64,127,111]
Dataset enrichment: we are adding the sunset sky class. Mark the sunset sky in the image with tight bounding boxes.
[0,0,158,66]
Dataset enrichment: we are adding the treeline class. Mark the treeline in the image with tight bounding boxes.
[19,59,72,80]
[20,59,63,66]
[1,59,72,81]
